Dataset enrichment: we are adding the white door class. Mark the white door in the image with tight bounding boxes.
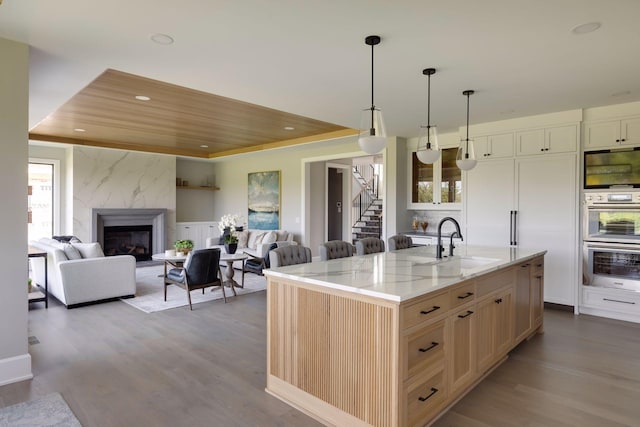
[464,158,515,246]
[516,154,577,305]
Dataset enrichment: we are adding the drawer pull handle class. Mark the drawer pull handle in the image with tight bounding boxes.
[458,310,474,319]
[419,341,439,353]
[420,306,441,315]
[418,387,439,402]
[495,298,503,304]
[603,298,636,305]
[535,275,543,279]
[536,263,543,267]
[457,292,474,300]
[521,264,530,268]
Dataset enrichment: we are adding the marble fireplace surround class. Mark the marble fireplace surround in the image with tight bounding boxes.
[92,208,167,256]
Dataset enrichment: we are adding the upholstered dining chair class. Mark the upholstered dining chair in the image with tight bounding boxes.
[319,240,355,261]
[269,245,313,267]
[355,237,385,256]
[164,247,230,310]
[388,234,413,251]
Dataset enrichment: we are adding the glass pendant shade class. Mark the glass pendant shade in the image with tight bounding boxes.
[358,106,387,154]
[456,138,477,171]
[416,125,440,164]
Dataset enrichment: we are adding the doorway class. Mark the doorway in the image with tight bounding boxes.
[327,167,345,241]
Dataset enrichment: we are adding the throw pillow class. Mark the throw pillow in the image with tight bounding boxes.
[71,242,105,258]
[276,230,289,242]
[248,231,266,250]
[262,231,277,245]
[237,230,249,249]
[62,243,82,260]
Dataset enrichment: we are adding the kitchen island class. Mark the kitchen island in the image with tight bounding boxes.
[264,245,546,427]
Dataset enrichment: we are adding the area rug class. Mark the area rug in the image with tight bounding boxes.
[121,264,267,313]
[0,392,81,427]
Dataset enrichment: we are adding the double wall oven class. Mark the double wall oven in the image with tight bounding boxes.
[583,191,640,291]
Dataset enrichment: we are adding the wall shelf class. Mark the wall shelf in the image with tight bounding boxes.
[176,185,220,191]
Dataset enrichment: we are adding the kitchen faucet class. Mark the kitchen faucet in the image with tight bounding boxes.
[436,217,463,259]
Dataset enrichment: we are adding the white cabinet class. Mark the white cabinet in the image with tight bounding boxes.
[464,153,577,306]
[516,125,577,156]
[583,117,640,149]
[175,221,218,249]
[474,133,514,160]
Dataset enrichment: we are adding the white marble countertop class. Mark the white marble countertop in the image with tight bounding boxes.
[264,245,546,302]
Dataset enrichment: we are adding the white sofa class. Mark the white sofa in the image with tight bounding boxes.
[205,229,295,268]
[29,237,136,308]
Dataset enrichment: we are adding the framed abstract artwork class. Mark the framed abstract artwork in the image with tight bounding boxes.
[247,170,280,230]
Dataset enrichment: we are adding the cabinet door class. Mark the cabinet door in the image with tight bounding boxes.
[476,289,512,373]
[516,129,544,156]
[514,262,532,343]
[487,133,514,158]
[474,136,489,159]
[475,296,494,373]
[465,159,515,246]
[584,120,621,149]
[516,154,577,305]
[449,307,475,394]
[621,117,640,146]
[494,289,513,356]
[176,223,197,243]
[545,125,577,153]
[531,259,544,328]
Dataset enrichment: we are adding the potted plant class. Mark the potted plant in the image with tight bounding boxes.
[174,239,194,255]
[219,213,243,254]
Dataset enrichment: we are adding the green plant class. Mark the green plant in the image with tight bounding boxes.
[224,232,238,244]
[174,239,194,250]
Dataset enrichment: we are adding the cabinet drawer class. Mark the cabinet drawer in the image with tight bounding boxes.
[476,267,516,298]
[406,370,446,427]
[583,287,640,315]
[406,320,446,379]
[450,281,475,308]
[402,292,450,330]
[532,257,544,275]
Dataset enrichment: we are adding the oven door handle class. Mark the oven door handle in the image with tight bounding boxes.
[584,241,640,251]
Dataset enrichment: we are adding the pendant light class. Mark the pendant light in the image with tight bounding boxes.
[456,90,477,171]
[416,68,440,164]
[358,35,387,154]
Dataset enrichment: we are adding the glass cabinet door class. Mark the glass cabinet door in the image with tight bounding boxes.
[411,152,434,203]
[441,148,462,203]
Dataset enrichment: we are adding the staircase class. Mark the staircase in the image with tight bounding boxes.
[351,164,383,244]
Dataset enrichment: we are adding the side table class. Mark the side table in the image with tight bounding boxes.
[220,252,248,289]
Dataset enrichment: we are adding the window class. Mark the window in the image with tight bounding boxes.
[28,162,54,241]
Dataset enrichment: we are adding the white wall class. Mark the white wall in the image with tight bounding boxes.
[0,37,32,386]
[176,158,216,222]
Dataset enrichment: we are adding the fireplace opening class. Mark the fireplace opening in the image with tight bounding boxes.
[103,225,152,261]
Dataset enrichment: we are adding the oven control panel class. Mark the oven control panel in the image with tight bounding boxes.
[585,191,640,205]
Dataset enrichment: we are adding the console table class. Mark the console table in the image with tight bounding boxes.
[28,245,48,308]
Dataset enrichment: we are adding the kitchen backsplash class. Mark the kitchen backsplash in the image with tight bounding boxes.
[410,210,462,234]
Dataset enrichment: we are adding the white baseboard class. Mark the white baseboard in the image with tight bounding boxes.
[0,353,33,386]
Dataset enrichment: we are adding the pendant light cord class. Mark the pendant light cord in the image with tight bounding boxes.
[370,41,375,133]
[465,92,470,157]
[427,73,431,144]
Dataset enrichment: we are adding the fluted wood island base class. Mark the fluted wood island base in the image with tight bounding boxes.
[265,246,545,427]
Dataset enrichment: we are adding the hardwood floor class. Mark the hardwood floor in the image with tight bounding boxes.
[3,290,640,426]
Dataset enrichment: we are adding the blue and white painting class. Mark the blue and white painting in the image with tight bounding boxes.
[248,170,280,230]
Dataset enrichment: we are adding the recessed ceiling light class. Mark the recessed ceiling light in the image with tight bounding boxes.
[284,126,295,131]
[73,128,86,132]
[150,33,174,45]
[200,145,209,148]
[571,22,601,35]
[135,95,151,101]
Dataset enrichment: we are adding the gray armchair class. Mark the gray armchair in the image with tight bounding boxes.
[269,245,312,267]
[164,248,230,309]
[355,237,385,255]
[319,240,355,261]
[388,234,413,251]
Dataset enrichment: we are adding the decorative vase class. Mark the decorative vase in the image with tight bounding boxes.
[220,227,231,245]
[225,242,238,254]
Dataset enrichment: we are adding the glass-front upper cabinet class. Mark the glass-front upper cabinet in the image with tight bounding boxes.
[408,146,462,210]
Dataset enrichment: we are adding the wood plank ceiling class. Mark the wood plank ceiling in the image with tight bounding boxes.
[29,69,355,159]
